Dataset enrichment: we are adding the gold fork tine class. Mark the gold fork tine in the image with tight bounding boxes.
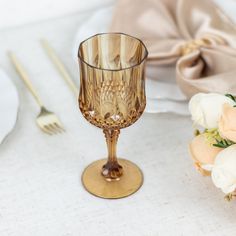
[8,52,65,135]
[41,126,53,135]
[45,124,57,135]
[37,107,65,134]
[49,124,61,134]
[53,123,64,133]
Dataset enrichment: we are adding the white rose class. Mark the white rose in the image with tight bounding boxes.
[211,144,236,194]
[189,93,235,129]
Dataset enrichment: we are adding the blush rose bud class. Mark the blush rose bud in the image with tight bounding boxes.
[219,104,236,143]
[189,93,235,129]
[189,134,222,175]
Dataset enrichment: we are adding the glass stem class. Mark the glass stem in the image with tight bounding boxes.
[102,129,123,180]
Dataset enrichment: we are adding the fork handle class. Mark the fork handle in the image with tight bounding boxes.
[8,52,44,107]
[41,39,79,95]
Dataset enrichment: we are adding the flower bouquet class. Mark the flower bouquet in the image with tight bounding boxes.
[189,93,236,201]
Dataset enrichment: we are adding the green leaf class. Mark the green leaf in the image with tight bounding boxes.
[204,128,235,148]
[225,94,236,102]
[213,143,224,148]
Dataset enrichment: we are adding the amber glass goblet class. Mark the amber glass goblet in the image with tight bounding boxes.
[78,33,148,199]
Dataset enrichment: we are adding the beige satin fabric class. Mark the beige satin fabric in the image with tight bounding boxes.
[110,0,236,98]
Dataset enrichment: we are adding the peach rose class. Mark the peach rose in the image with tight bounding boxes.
[219,104,236,143]
[189,134,222,175]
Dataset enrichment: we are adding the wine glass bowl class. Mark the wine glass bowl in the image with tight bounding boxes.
[79,33,147,130]
[78,33,148,199]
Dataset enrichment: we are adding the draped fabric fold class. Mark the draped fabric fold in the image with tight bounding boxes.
[110,0,236,98]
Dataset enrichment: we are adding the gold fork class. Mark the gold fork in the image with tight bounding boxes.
[8,52,65,135]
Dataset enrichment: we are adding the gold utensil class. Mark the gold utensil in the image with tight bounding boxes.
[8,52,65,135]
[41,39,79,95]
[78,33,148,199]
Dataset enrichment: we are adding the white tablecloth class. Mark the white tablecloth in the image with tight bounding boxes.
[0,8,236,236]
[0,0,115,29]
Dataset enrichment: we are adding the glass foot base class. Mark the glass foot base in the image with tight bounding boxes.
[81,159,143,199]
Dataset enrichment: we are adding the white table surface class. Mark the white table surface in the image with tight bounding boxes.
[0,10,236,236]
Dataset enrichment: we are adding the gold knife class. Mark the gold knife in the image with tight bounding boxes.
[41,39,79,96]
